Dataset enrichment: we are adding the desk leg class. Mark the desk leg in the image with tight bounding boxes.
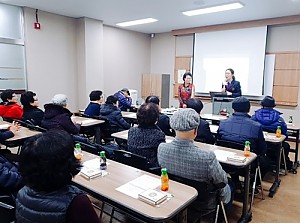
[238,165,252,223]
[269,145,282,198]
[294,130,299,169]
[177,208,187,223]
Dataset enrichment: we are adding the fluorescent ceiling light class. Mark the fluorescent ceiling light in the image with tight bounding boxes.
[182,2,244,16]
[116,18,158,27]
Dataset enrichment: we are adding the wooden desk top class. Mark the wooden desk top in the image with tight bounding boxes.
[264,132,286,143]
[0,121,41,143]
[201,113,228,121]
[121,111,137,119]
[112,130,256,168]
[71,116,104,127]
[73,152,197,222]
[286,123,300,131]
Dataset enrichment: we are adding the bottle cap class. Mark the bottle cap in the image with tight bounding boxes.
[245,141,250,146]
[277,126,281,129]
[75,143,81,149]
[161,168,168,175]
[100,151,106,157]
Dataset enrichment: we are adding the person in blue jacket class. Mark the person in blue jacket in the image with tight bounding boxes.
[84,90,103,117]
[114,88,133,111]
[100,95,131,131]
[251,96,292,169]
[221,68,241,97]
[0,122,22,194]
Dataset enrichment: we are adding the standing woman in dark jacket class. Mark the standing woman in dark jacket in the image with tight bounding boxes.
[221,68,242,97]
[20,91,44,126]
[128,103,166,167]
[41,94,81,135]
[100,95,131,131]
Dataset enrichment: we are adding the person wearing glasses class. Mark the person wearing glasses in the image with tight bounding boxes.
[178,72,195,108]
[20,91,44,126]
[221,68,241,97]
[0,89,23,120]
[84,90,103,117]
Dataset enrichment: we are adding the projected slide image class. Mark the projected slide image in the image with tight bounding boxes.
[200,57,249,93]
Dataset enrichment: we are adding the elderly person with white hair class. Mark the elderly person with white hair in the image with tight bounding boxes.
[157,108,232,220]
[41,94,81,135]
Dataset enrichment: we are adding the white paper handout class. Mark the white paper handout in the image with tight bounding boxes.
[214,149,236,162]
[116,174,161,199]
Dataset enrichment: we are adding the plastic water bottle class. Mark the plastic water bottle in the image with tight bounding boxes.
[74,143,83,160]
[244,141,251,157]
[276,126,281,138]
[99,151,107,170]
[161,168,169,191]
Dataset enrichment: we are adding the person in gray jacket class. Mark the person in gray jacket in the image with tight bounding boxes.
[157,109,231,208]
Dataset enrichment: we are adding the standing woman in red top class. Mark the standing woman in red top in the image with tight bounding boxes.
[178,72,195,108]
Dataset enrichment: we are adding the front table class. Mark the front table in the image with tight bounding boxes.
[73,152,198,223]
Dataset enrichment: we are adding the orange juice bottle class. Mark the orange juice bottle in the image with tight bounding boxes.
[161,168,169,191]
[276,126,281,138]
[244,141,251,157]
[74,143,82,160]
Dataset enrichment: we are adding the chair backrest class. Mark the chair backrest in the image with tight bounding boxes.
[167,173,225,221]
[0,194,16,223]
[114,150,150,171]
[216,139,244,151]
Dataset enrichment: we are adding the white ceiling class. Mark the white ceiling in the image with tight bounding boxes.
[1,0,300,34]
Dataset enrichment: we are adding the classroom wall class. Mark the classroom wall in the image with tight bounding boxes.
[23,8,151,111]
[103,26,151,98]
[150,33,176,106]
[24,8,78,111]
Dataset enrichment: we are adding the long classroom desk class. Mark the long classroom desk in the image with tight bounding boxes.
[73,151,198,223]
[71,116,104,127]
[0,121,41,148]
[112,130,257,223]
[209,124,287,197]
[203,113,299,173]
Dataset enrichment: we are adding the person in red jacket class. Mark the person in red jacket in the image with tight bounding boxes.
[0,89,23,120]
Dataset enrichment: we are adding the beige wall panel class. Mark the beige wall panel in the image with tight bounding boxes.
[275,53,300,69]
[273,70,300,86]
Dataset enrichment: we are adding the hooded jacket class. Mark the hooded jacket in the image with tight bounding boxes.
[251,108,287,136]
[41,104,80,135]
[100,104,131,130]
[114,91,132,111]
[0,155,22,192]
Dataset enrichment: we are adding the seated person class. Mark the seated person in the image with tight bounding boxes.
[100,95,131,131]
[128,103,165,168]
[0,122,22,194]
[145,96,174,136]
[0,89,23,120]
[20,91,44,126]
[16,130,99,223]
[157,109,231,215]
[41,94,81,135]
[186,98,215,144]
[217,96,270,178]
[251,96,292,169]
[84,90,103,117]
[0,121,20,145]
[114,88,133,111]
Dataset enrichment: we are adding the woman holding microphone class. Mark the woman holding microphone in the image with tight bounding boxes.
[221,68,241,97]
[178,72,195,108]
